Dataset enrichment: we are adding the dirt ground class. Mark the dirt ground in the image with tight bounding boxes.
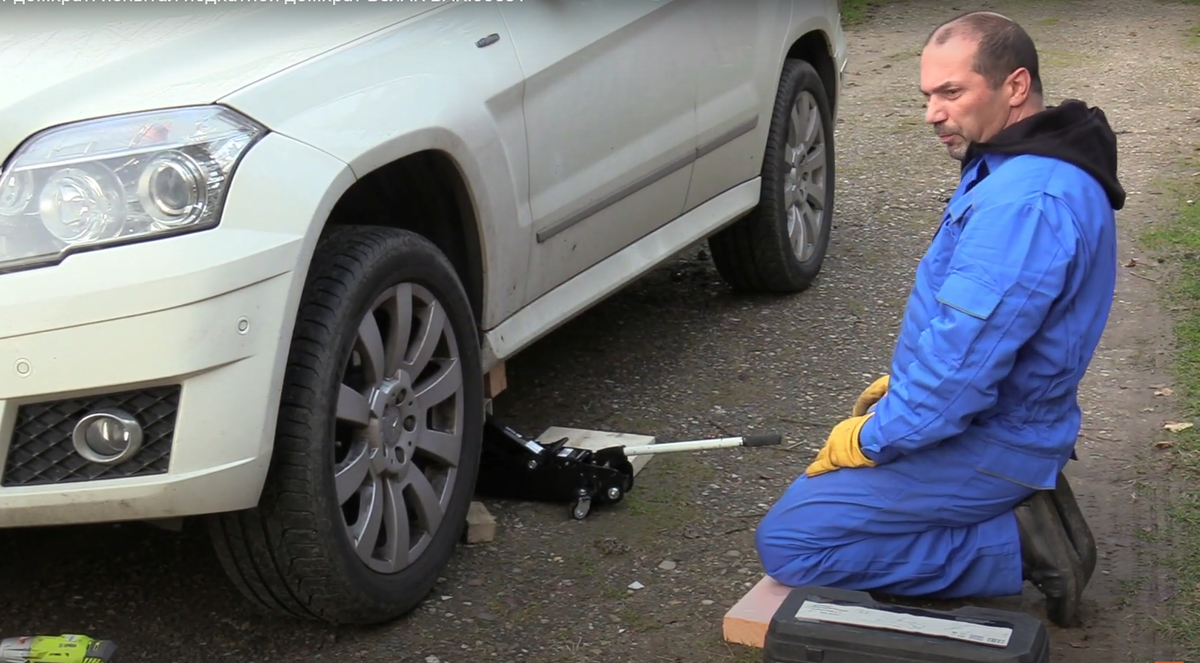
[2,1,1199,661]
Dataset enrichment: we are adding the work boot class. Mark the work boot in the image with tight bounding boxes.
[1015,490,1085,627]
[1050,471,1098,586]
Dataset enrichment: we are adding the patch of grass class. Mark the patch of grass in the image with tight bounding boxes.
[839,0,908,27]
[1137,161,1200,654]
[599,583,627,600]
[617,605,661,633]
[1142,187,1200,414]
[619,454,717,545]
[1040,48,1086,68]
[890,115,925,135]
[705,635,761,663]
[1161,486,1200,645]
[886,48,922,62]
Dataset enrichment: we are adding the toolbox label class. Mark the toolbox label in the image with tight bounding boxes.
[794,600,1014,648]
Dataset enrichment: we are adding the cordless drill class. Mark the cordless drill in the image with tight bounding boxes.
[0,635,116,663]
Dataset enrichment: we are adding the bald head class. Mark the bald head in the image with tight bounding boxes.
[927,11,1042,97]
[920,11,1045,160]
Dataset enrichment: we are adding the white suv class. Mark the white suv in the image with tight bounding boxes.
[0,1,847,624]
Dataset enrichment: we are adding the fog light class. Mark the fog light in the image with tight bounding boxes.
[72,408,144,465]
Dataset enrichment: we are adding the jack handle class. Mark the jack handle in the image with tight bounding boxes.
[620,433,783,457]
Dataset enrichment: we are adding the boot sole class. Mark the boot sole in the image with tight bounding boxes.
[1051,471,1098,587]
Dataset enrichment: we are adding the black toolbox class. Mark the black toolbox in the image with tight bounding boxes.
[763,586,1049,662]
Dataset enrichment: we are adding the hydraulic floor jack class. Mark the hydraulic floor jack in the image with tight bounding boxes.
[475,418,783,520]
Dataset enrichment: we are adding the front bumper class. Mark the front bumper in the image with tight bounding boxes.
[0,131,353,528]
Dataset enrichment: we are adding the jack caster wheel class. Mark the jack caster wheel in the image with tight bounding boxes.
[571,498,591,520]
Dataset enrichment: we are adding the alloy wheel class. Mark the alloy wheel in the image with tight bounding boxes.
[332,282,465,574]
[784,90,829,262]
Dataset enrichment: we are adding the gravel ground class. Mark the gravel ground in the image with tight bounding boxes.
[2,1,1199,661]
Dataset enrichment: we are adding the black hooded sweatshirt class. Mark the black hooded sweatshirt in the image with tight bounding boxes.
[963,99,1127,211]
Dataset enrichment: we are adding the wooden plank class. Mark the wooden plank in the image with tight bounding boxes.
[463,501,496,544]
[723,575,793,648]
[484,362,507,399]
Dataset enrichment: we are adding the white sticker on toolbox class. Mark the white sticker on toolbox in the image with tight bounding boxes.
[794,600,1014,648]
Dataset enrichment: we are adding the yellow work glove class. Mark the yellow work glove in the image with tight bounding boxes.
[805,413,877,478]
[852,375,889,416]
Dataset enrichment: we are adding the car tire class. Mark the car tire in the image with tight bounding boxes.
[207,225,484,625]
[708,57,835,293]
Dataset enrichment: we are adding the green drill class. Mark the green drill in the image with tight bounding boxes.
[0,635,117,663]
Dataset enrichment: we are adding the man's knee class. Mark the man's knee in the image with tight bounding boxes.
[754,498,831,576]
[756,467,921,577]
[754,518,795,579]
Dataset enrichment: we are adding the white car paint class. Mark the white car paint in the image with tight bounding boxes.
[0,5,438,168]
[218,5,533,329]
[503,0,698,303]
[0,133,354,524]
[687,1,807,210]
[0,1,846,527]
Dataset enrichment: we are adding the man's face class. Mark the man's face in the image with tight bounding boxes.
[920,35,1013,161]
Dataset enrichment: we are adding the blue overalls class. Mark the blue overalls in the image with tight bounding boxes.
[755,151,1118,598]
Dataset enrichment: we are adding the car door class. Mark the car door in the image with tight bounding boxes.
[684,0,792,210]
[499,0,699,304]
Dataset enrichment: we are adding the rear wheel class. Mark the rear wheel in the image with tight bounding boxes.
[208,226,484,625]
[709,58,835,293]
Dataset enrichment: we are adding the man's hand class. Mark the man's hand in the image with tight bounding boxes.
[852,375,889,416]
[805,413,877,478]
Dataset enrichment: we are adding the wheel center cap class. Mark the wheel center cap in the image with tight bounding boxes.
[366,372,417,476]
[381,409,403,446]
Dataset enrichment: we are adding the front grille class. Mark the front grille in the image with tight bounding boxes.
[3,386,180,487]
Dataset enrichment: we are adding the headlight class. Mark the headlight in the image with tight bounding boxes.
[0,105,265,273]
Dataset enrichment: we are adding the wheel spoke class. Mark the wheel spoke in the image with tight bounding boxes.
[803,205,823,253]
[384,284,414,376]
[404,469,446,534]
[414,357,462,408]
[789,99,807,148]
[379,475,411,572]
[799,142,825,176]
[335,441,371,504]
[788,206,807,253]
[804,178,826,209]
[405,301,446,377]
[416,429,461,468]
[790,182,805,208]
[357,312,386,384]
[804,98,821,144]
[352,475,385,562]
[337,384,372,427]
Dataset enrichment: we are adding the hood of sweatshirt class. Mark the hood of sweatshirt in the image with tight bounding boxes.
[964,99,1126,211]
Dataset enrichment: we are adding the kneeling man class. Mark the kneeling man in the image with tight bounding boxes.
[755,11,1124,627]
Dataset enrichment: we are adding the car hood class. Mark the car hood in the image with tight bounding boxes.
[0,5,436,165]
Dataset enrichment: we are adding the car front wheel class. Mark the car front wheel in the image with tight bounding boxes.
[208,226,484,625]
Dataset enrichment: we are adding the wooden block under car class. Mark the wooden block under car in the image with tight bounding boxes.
[484,362,507,399]
[463,501,496,544]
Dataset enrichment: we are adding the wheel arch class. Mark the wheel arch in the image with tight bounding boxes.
[785,29,839,119]
[318,149,487,330]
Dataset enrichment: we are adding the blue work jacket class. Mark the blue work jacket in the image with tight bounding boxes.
[858,149,1119,491]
